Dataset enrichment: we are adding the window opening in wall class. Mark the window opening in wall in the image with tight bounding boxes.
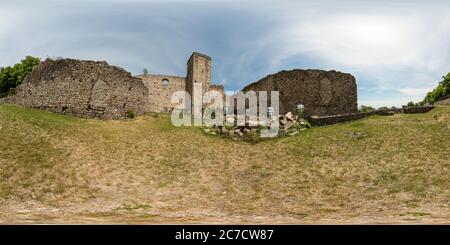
[162,79,169,87]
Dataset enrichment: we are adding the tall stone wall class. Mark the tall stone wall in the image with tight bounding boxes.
[137,74,186,113]
[10,58,149,119]
[242,69,358,116]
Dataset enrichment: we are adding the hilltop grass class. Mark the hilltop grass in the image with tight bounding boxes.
[0,104,449,223]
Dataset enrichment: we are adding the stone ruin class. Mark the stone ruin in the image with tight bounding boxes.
[1,52,364,123]
[6,58,149,119]
[433,94,450,105]
[136,52,225,113]
[0,51,436,129]
[204,111,311,142]
[242,69,358,117]
[309,105,434,126]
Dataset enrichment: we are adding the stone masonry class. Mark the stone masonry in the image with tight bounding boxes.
[242,69,358,117]
[138,52,224,113]
[9,58,149,119]
[136,74,186,113]
[0,52,361,121]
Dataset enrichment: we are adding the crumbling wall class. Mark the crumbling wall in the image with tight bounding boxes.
[434,94,450,105]
[11,58,148,119]
[242,69,358,116]
[138,74,186,113]
[309,106,434,126]
[209,84,224,97]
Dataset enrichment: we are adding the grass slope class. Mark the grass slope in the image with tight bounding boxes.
[0,104,449,223]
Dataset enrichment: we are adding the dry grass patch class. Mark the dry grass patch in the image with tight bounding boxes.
[0,104,449,223]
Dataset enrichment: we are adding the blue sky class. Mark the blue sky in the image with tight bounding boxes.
[1,0,449,107]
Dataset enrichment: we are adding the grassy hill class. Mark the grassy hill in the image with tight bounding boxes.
[0,104,449,224]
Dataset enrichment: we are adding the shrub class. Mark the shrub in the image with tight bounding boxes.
[126,109,135,119]
[359,105,375,112]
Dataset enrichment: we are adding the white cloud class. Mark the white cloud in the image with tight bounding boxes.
[358,97,410,108]
[253,2,450,106]
[398,87,434,95]
[287,15,421,67]
[272,5,450,71]
[1,0,450,107]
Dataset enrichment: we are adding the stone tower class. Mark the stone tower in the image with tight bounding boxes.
[186,52,212,116]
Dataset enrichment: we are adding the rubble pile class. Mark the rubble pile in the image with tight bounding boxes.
[203,112,311,141]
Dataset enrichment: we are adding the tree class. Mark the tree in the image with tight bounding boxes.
[359,105,375,112]
[143,68,149,75]
[423,72,450,104]
[407,101,415,107]
[0,56,40,95]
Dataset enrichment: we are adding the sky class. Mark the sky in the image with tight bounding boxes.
[1,0,449,107]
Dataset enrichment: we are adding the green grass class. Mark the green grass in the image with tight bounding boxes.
[0,104,449,223]
[0,105,87,201]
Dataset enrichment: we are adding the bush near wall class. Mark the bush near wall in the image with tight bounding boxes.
[0,56,41,95]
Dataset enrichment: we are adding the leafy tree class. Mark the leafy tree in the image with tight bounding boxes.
[359,105,375,112]
[143,68,149,75]
[378,106,390,110]
[423,72,450,104]
[407,101,415,107]
[0,56,40,95]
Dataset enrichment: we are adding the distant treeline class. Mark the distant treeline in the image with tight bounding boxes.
[0,56,40,95]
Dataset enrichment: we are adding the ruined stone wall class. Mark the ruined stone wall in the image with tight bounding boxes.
[242,69,358,117]
[402,105,435,114]
[137,74,186,113]
[434,94,450,105]
[0,96,15,104]
[309,106,434,126]
[11,58,148,119]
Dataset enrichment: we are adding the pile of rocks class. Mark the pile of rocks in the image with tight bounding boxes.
[203,112,311,141]
[278,112,311,136]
